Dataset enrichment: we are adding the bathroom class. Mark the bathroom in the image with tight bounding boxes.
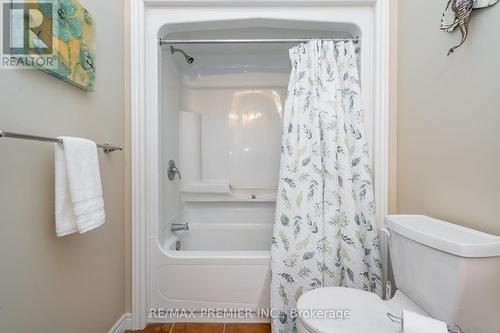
[1,0,500,333]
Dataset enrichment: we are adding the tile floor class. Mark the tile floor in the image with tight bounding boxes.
[125,323,271,333]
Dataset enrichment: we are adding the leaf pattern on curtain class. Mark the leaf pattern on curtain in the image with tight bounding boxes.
[270,40,383,333]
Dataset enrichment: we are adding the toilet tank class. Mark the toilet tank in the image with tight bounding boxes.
[385,215,500,333]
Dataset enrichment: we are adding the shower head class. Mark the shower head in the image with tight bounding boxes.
[170,46,194,64]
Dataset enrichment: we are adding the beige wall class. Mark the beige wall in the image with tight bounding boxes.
[388,0,398,214]
[0,0,126,332]
[397,1,500,235]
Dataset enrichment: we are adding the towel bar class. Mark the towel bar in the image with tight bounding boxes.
[0,130,122,153]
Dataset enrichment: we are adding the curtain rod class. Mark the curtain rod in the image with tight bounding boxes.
[0,130,123,153]
[159,37,359,46]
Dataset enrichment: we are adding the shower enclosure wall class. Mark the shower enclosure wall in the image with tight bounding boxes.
[136,3,389,326]
[155,29,288,313]
[153,22,366,318]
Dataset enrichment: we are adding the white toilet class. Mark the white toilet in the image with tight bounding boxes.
[297,215,500,333]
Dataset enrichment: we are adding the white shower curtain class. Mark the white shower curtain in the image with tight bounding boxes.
[270,40,383,333]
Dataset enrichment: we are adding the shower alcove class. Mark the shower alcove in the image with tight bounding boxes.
[132,1,389,329]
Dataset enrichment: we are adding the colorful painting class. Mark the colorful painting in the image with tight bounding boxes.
[30,0,95,91]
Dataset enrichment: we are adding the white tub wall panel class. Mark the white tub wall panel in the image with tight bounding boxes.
[182,84,230,184]
[181,71,287,187]
[179,111,202,187]
[175,223,273,251]
[160,51,183,240]
[182,70,290,88]
[183,202,276,225]
[228,89,283,189]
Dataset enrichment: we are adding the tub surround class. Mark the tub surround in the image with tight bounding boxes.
[131,0,391,328]
[152,19,365,320]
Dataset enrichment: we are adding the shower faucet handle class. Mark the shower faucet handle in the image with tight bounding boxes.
[168,160,182,181]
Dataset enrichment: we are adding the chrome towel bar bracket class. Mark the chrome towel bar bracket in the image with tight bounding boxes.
[0,130,123,153]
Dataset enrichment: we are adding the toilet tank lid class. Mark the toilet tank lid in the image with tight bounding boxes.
[385,215,500,258]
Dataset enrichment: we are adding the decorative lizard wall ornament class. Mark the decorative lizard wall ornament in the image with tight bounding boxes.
[441,0,498,56]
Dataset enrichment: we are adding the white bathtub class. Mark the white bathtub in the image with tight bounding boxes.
[149,221,272,321]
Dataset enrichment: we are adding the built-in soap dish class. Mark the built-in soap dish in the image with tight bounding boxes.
[229,185,277,200]
[180,182,230,193]
[179,183,277,202]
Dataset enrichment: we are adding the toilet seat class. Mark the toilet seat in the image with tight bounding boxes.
[297,287,402,333]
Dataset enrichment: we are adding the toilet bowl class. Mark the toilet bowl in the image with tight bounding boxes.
[297,287,426,333]
[296,215,500,333]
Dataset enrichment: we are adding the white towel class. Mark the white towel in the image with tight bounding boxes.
[55,137,105,236]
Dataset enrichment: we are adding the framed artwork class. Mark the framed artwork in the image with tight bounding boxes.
[30,0,96,91]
